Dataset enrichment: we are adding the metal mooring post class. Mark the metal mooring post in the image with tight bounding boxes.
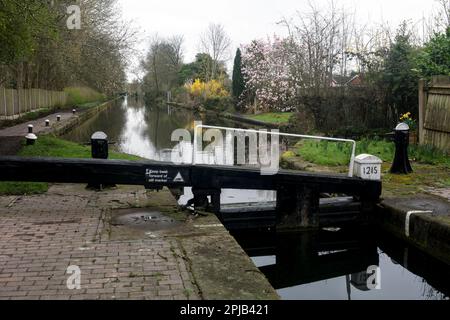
[25,124,37,145]
[87,131,114,190]
[91,131,109,159]
[25,133,37,146]
[390,123,413,174]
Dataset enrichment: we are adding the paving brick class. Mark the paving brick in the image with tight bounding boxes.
[0,186,201,300]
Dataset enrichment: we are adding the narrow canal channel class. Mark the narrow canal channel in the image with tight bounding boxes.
[63,97,450,300]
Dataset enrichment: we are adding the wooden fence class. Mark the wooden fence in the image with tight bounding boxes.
[0,87,68,120]
[419,76,450,153]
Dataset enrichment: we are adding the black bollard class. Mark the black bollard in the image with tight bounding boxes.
[57,115,61,122]
[28,125,33,134]
[45,119,50,127]
[25,133,37,146]
[91,131,109,159]
[87,132,114,190]
[390,123,413,174]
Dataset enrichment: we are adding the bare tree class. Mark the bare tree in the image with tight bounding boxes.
[420,0,450,42]
[436,0,450,30]
[199,23,231,80]
[278,2,344,90]
[141,35,184,97]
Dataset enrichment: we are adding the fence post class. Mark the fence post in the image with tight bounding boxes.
[11,89,14,119]
[3,87,6,118]
[418,79,427,145]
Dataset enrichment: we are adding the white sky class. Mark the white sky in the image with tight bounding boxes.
[119,0,440,78]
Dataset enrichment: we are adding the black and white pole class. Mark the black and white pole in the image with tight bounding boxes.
[45,119,50,127]
[72,109,77,115]
[28,124,33,134]
[57,115,61,122]
[390,123,413,174]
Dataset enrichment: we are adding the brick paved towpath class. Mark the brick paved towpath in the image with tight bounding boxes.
[0,184,278,300]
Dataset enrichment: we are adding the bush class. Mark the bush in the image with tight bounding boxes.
[183,79,233,111]
[64,87,106,105]
[287,109,316,134]
[294,86,391,134]
[203,96,234,112]
[185,79,229,99]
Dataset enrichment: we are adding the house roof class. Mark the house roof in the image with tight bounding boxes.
[331,74,363,87]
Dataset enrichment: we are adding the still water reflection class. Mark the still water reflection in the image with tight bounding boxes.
[64,97,198,160]
[64,97,277,205]
[232,229,450,300]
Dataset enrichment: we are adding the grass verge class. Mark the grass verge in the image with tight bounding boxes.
[64,87,106,105]
[296,139,450,168]
[247,112,293,124]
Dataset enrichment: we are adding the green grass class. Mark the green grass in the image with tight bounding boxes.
[297,140,357,166]
[64,87,106,106]
[19,135,142,160]
[410,144,450,166]
[247,112,293,124]
[76,101,105,110]
[0,182,49,196]
[0,136,142,195]
[441,178,450,187]
[296,139,450,167]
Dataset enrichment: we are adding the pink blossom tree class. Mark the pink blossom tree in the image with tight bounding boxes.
[241,36,303,112]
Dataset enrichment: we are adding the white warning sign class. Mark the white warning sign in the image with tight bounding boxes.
[173,172,185,183]
[146,169,169,183]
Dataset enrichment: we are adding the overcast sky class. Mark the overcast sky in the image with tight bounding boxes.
[119,0,440,78]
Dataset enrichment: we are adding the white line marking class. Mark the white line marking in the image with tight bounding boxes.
[405,210,433,237]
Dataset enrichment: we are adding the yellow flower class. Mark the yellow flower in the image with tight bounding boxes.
[186,79,229,99]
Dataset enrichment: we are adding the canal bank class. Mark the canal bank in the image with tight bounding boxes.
[53,100,120,137]
[376,194,450,266]
[167,101,283,129]
[0,99,119,140]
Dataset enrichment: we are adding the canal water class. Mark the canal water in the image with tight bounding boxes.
[63,97,277,205]
[63,97,450,300]
[232,228,450,300]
